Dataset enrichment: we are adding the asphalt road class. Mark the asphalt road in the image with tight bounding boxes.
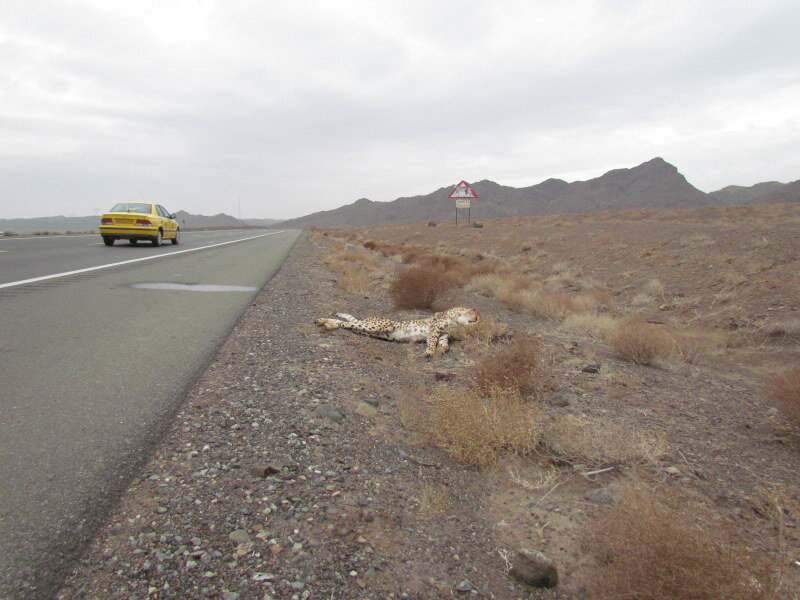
[0,229,300,599]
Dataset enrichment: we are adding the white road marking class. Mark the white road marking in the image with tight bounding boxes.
[0,231,287,289]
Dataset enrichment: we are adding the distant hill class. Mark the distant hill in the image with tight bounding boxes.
[748,179,800,205]
[243,218,284,227]
[276,158,721,229]
[0,215,99,234]
[172,210,249,229]
[0,210,277,234]
[709,181,786,204]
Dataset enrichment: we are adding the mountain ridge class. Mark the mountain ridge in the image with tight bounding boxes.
[276,158,737,228]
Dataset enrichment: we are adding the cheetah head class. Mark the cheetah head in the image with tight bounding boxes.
[446,307,480,326]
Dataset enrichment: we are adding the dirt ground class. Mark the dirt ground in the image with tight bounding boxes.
[57,203,799,599]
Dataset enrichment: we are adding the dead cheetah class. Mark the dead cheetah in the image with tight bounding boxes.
[315,307,479,356]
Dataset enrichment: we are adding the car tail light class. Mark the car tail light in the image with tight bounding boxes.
[101,217,112,224]
[136,219,152,226]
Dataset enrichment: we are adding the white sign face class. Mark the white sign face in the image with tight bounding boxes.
[449,180,479,199]
[455,198,471,208]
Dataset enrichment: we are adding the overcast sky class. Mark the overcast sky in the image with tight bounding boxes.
[1,0,798,219]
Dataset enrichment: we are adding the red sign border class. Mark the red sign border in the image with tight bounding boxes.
[448,180,479,199]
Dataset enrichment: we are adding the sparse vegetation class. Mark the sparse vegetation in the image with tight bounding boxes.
[426,386,541,467]
[389,264,455,309]
[546,414,667,468]
[611,319,672,366]
[582,481,776,600]
[473,336,550,398]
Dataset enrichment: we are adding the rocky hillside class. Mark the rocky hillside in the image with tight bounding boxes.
[277,158,797,229]
[709,181,786,204]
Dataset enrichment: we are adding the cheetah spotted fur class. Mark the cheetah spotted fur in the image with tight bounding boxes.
[315,307,480,356]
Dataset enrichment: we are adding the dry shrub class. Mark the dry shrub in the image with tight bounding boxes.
[389,264,454,309]
[546,414,666,468]
[582,481,776,600]
[449,315,509,346]
[416,254,471,286]
[611,320,672,366]
[426,386,541,467]
[665,328,729,364]
[473,336,550,398]
[588,288,613,306]
[331,263,369,294]
[766,364,800,428]
[562,312,618,341]
[527,292,579,321]
[468,273,506,297]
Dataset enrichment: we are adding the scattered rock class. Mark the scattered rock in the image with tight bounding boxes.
[455,579,474,592]
[314,404,344,422]
[251,462,283,477]
[581,363,601,374]
[584,486,614,505]
[228,529,250,545]
[509,549,558,588]
[665,466,681,476]
[355,402,378,418]
[435,371,455,381]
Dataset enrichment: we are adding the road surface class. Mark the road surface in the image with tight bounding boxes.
[0,229,300,599]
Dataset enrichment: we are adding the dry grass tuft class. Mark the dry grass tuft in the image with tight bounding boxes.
[449,315,509,347]
[766,364,800,429]
[546,414,666,469]
[473,336,551,398]
[582,481,776,600]
[611,319,673,366]
[333,265,370,294]
[562,312,618,341]
[426,386,541,467]
[388,264,455,310]
[664,328,729,364]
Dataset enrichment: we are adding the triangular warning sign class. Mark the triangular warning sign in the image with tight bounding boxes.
[449,180,479,199]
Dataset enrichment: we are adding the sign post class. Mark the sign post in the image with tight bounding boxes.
[449,181,479,225]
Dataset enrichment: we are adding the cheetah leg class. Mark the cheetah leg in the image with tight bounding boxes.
[425,328,444,357]
[437,334,450,352]
[334,313,359,322]
[315,317,345,330]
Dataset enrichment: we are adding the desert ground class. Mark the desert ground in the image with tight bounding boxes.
[58,202,798,599]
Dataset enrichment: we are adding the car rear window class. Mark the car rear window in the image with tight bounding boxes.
[110,202,152,213]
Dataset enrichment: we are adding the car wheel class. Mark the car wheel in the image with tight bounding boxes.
[171,229,180,245]
[102,236,115,246]
[152,230,162,247]
[129,239,138,246]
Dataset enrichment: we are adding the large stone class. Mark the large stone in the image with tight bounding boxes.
[314,404,344,422]
[228,529,251,545]
[509,549,558,588]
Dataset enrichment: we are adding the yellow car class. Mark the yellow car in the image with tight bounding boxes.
[99,202,180,247]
